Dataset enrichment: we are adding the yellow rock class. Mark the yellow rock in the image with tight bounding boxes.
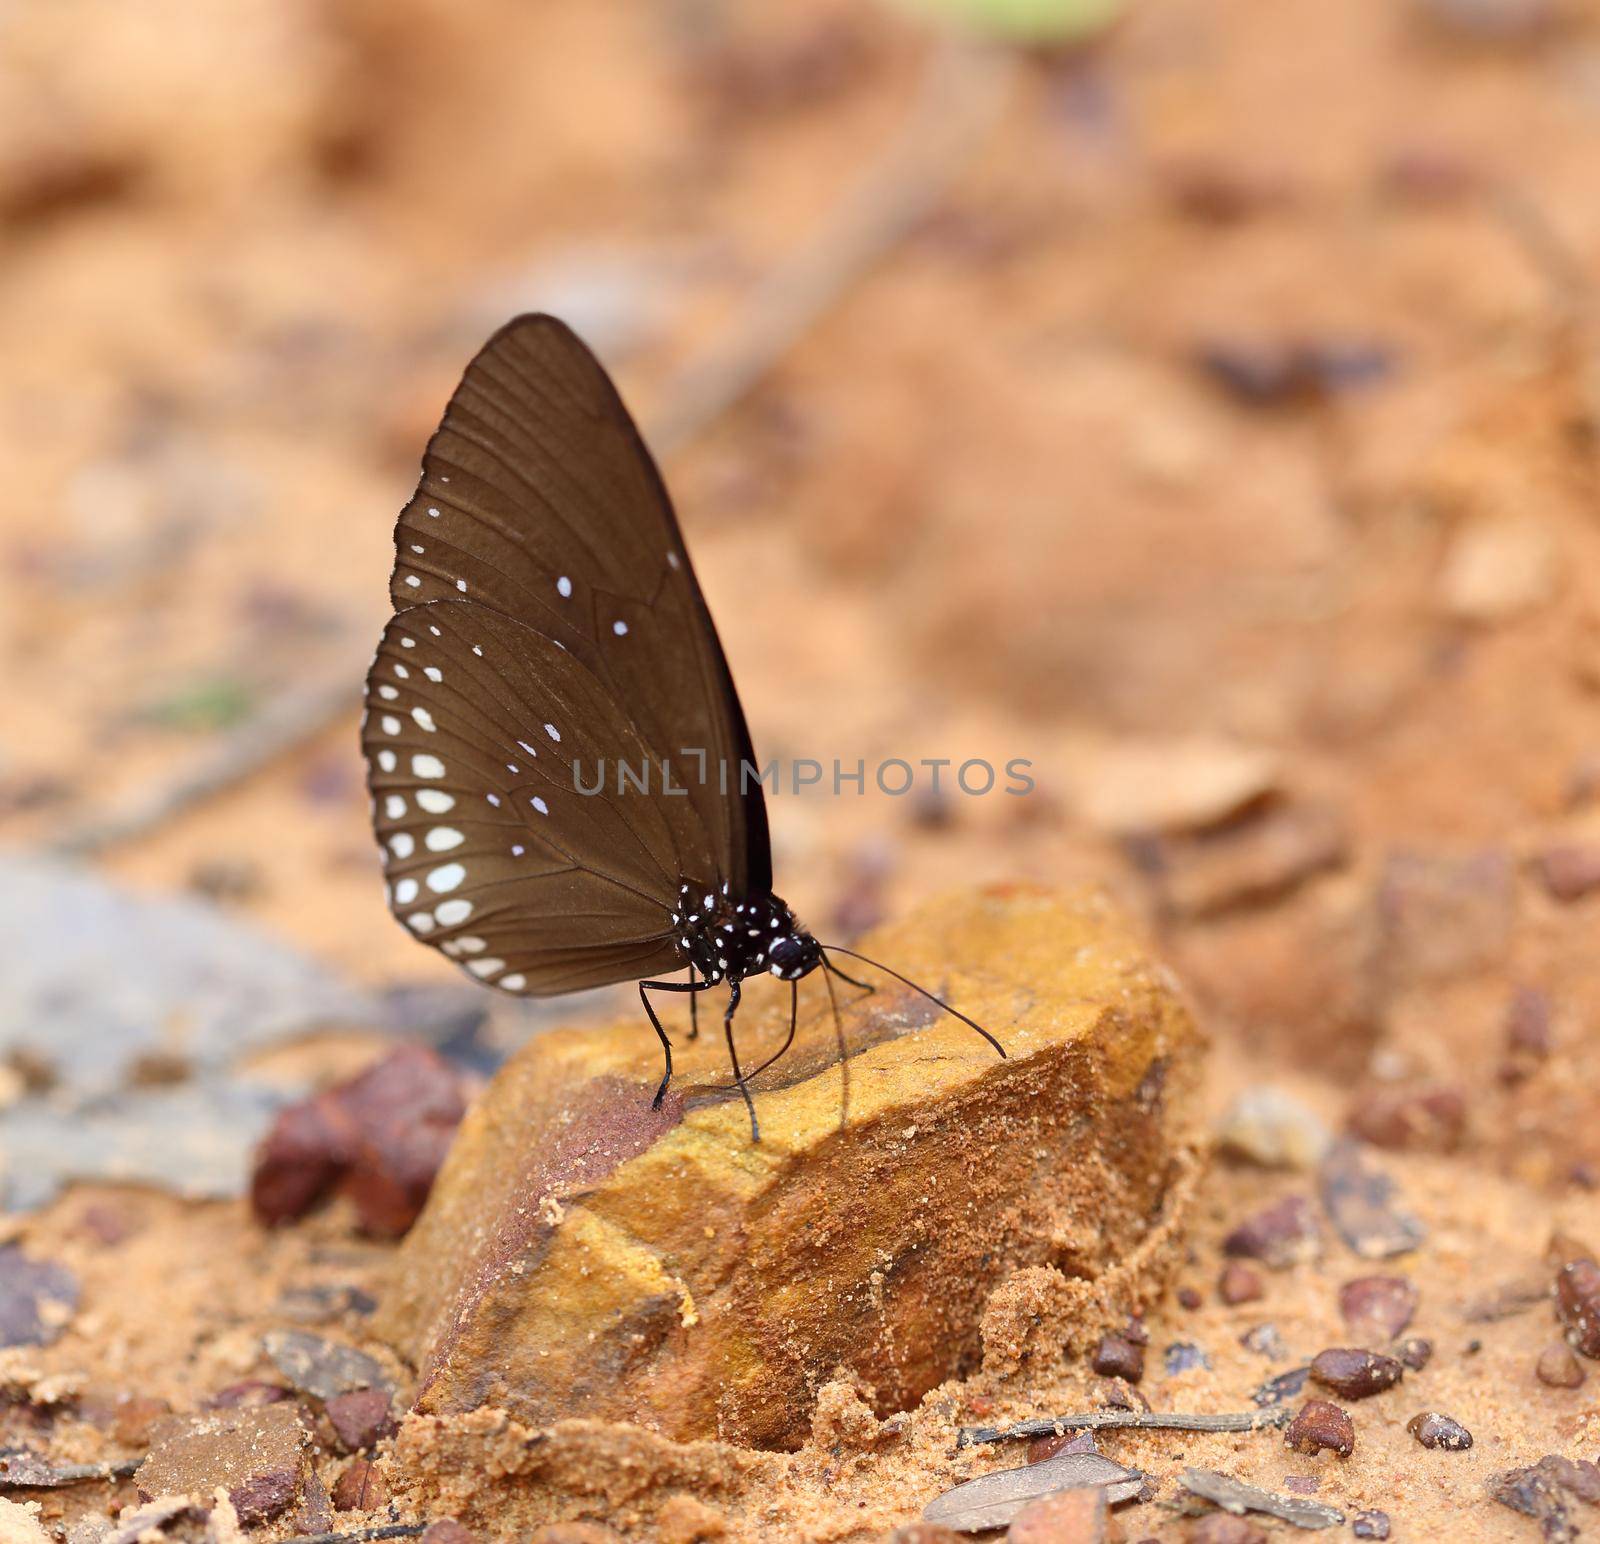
[375,886,1203,1449]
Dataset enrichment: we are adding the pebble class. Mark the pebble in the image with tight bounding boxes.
[1216,1088,1333,1173]
[1501,985,1552,1081]
[1252,1365,1310,1406]
[1536,842,1600,904]
[1026,1431,1097,1464]
[1395,1337,1434,1371]
[1407,1411,1473,1450]
[1309,1348,1404,1399]
[1351,1510,1391,1540]
[1069,736,1279,836]
[527,1525,627,1544]
[1376,849,1513,987]
[1556,1257,1600,1357]
[1005,1485,1107,1543]
[1338,1274,1418,1342]
[421,1524,477,1544]
[1218,1263,1265,1306]
[1223,1196,1320,1268]
[1090,1333,1144,1382]
[1189,1515,1268,1544]
[1195,337,1392,406]
[325,1387,396,1452]
[1240,1323,1287,1360]
[1155,804,1349,921]
[331,1456,387,1511]
[1437,514,1556,621]
[1177,1286,1204,1310]
[251,1044,467,1237]
[0,1245,79,1349]
[1346,1084,1466,1153]
[1164,1342,1210,1375]
[1536,1343,1586,1388]
[1284,1398,1355,1458]
[263,1329,393,1402]
[135,1405,309,1527]
[1318,1140,1426,1259]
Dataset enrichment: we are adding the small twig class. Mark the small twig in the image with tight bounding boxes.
[1488,183,1600,458]
[43,37,1014,862]
[0,1453,141,1488]
[957,1406,1295,1448]
[47,660,364,860]
[280,1526,426,1544]
[644,35,1013,455]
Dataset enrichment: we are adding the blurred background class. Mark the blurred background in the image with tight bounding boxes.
[4,0,1600,1182]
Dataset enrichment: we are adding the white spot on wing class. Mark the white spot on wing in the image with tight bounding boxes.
[531,796,548,815]
[613,620,628,636]
[424,666,442,682]
[395,878,419,904]
[468,957,505,978]
[381,716,401,736]
[501,973,526,991]
[544,723,561,742]
[417,789,454,813]
[556,575,572,598]
[435,898,473,925]
[412,754,445,779]
[427,862,466,893]
[389,833,415,858]
[385,795,406,819]
[377,750,396,772]
[425,826,464,852]
[412,707,437,733]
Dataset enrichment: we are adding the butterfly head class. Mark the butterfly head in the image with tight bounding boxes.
[766,927,821,982]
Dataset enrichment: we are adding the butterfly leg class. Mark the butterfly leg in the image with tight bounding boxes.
[688,962,700,1041]
[722,979,760,1143]
[639,977,710,1110]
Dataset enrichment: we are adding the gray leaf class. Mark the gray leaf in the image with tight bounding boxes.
[1319,1139,1426,1259]
[1182,1467,1345,1529]
[924,1452,1144,1532]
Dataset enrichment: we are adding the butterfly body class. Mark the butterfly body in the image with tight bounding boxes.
[671,881,821,987]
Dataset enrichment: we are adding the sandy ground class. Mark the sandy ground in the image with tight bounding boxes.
[5,0,1600,1537]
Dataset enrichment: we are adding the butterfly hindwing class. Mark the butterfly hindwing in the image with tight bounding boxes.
[363,599,698,993]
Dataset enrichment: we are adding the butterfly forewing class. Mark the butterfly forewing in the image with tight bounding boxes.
[384,316,769,905]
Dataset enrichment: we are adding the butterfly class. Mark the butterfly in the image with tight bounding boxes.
[361,315,1001,1137]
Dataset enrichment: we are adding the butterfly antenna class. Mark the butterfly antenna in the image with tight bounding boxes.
[820,961,852,1132]
[821,945,1007,1059]
[825,957,875,995]
[744,979,800,1083]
